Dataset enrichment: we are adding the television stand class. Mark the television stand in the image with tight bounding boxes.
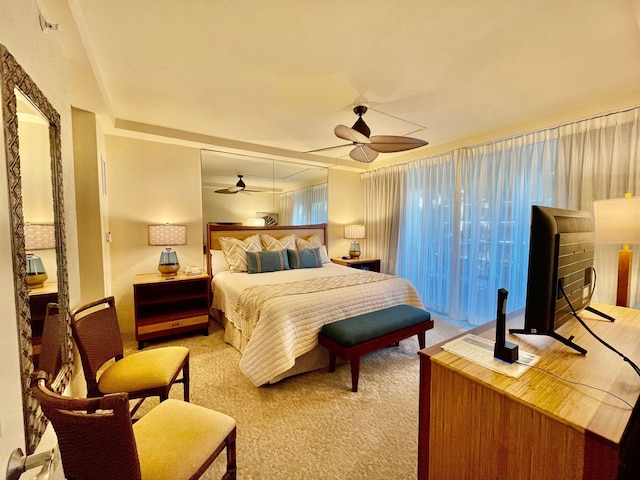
[508,328,588,354]
[509,305,615,355]
[586,305,615,322]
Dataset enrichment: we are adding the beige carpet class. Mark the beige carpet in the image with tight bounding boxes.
[125,317,466,480]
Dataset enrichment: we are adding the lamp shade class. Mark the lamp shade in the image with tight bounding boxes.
[24,223,55,250]
[148,224,187,246]
[344,224,365,239]
[246,218,266,227]
[593,196,640,245]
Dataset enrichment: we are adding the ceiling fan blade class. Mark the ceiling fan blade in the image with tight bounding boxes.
[349,145,378,163]
[368,135,428,153]
[334,125,370,145]
[214,188,237,194]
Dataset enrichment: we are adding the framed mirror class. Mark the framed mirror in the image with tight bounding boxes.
[201,149,328,228]
[1,44,72,454]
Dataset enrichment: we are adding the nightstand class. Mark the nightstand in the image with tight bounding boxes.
[331,257,381,273]
[133,271,210,349]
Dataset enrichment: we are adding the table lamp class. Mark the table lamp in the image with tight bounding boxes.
[593,194,640,307]
[344,224,365,258]
[24,223,56,288]
[148,224,187,277]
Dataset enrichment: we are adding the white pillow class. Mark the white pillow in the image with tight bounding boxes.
[219,235,262,272]
[296,235,331,263]
[210,250,229,275]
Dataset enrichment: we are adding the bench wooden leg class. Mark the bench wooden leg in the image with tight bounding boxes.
[350,357,361,392]
[418,331,426,349]
[329,353,336,372]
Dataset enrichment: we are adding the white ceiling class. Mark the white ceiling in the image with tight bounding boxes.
[43,0,640,165]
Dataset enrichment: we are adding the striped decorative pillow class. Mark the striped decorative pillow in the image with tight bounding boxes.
[287,248,322,269]
[260,234,297,251]
[219,235,262,272]
[247,250,290,273]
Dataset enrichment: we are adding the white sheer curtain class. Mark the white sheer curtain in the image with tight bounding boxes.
[363,106,640,325]
[279,183,327,225]
[396,153,456,313]
[451,132,558,323]
[280,191,295,225]
[362,165,405,273]
[557,108,640,305]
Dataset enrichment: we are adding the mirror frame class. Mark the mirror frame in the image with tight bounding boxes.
[0,44,72,454]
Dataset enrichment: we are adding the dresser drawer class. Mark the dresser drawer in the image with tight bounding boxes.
[137,314,209,336]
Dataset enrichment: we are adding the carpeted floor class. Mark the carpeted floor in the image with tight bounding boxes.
[125,316,466,480]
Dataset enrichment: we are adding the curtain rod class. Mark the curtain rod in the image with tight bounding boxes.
[365,104,640,175]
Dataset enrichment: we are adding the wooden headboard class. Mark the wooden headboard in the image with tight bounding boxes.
[206,223,328,275]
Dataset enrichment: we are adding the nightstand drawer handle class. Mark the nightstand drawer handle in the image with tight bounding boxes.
[169,322,181,328]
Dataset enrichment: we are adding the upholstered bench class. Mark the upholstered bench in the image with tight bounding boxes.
[318,304,433,392]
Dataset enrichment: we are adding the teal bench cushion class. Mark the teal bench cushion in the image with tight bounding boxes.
[320,305,430,347]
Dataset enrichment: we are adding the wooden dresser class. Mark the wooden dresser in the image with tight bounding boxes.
[418,303,640,480]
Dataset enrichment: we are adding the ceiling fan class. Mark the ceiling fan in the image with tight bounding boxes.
[214,175,259,194]
[329,106,429,163]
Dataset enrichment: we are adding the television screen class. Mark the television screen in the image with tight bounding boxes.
[510,205,611,353]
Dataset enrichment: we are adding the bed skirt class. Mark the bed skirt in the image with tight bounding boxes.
[211,308,341,383]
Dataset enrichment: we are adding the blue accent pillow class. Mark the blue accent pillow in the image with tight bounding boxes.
[287,248,322,269]
[246,250,290,273]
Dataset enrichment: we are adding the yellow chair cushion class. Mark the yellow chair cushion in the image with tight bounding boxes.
[133,399,236,480]
[98,346,188,394]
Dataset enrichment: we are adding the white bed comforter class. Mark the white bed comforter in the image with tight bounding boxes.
[212,263,424,386]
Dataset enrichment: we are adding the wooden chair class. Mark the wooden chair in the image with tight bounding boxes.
[70,296,189,414]
[31,371,237,480]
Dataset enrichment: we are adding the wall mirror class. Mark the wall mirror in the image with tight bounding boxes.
[201,149,328,228]
[1,44,72,455]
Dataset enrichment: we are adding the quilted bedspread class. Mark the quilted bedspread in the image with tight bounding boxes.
[212,264,424,386]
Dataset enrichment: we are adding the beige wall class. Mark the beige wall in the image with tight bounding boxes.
[327,169,363,259]
[73,107,109,304]
[105,135,204,335]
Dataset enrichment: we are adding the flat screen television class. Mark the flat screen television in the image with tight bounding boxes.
[509,205,613,354]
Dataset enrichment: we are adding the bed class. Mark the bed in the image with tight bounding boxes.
[206,223,424,386]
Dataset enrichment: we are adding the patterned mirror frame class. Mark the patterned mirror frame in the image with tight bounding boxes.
[0,44,72,454]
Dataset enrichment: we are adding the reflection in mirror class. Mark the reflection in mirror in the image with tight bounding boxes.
[18,90,58,291]
[201,149,328,228]
[1,44,72,455]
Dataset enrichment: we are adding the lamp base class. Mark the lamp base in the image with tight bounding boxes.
[27,273,48,289]
[617,248,632,307]
[348,240,361,258]
[158,247,180,277]
[158,264,180,277]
